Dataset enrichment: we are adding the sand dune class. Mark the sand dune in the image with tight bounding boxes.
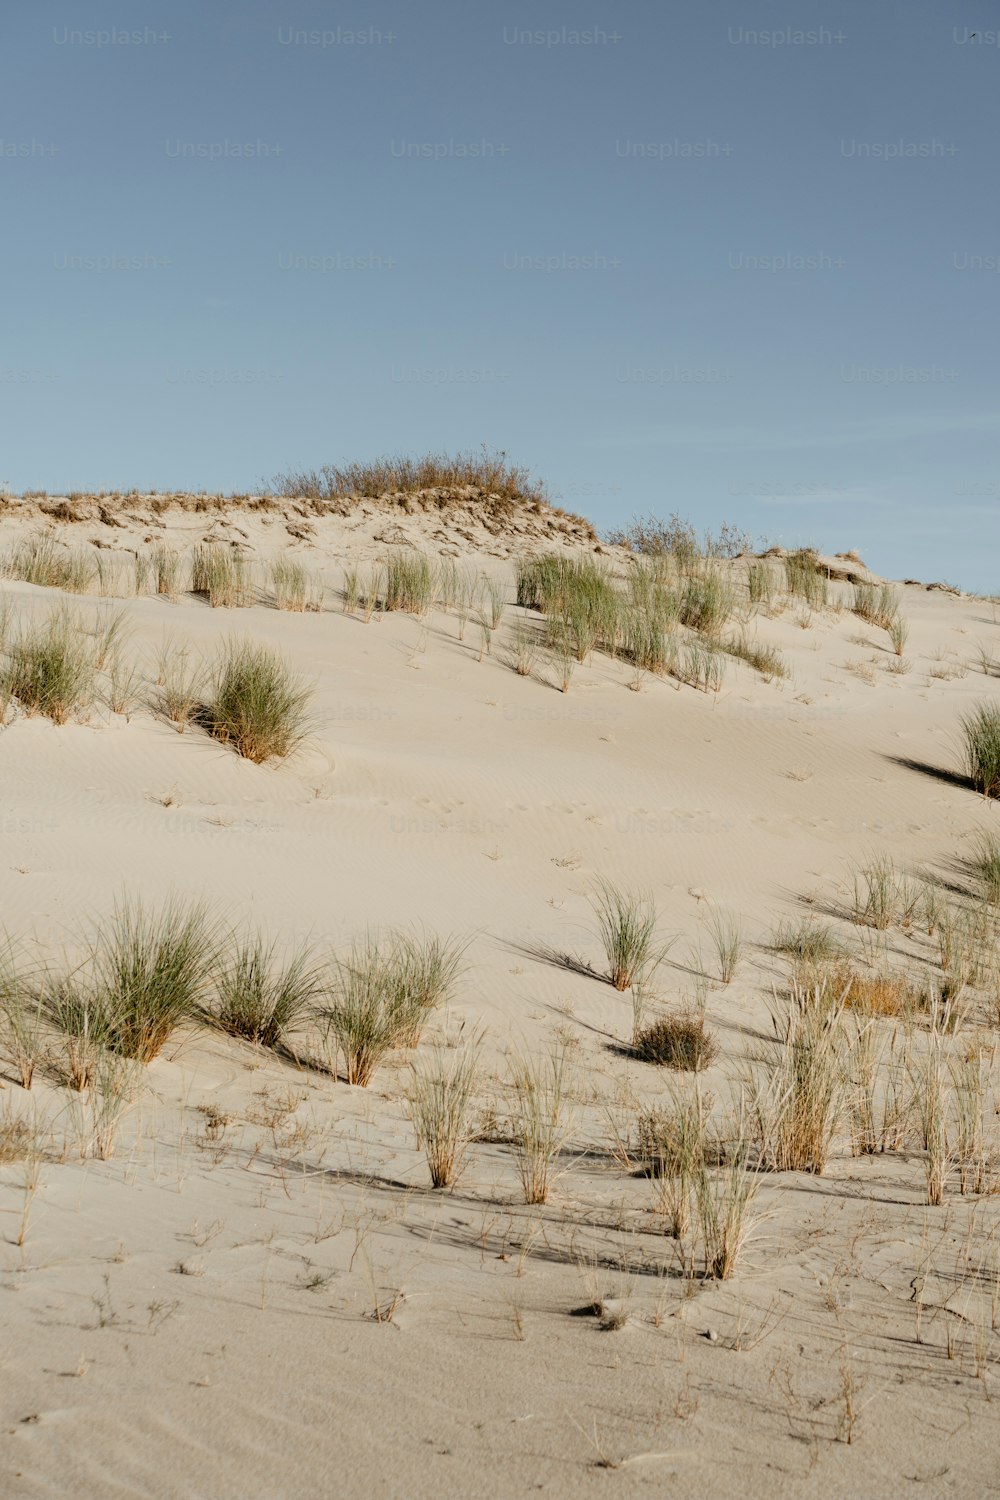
[1,492,998,1498]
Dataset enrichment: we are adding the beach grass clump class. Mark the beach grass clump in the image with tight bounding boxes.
[850,854,919,931]
[322,938,405,1086]
[508,1046,573,1204]
[391,931,468,1045]
[0,942,45,1089]
[528,558,624,663]
[215,934,323,1048]
[92,552,132,599]
[771,919,846,984]
[191,544,255,607]
[342,564,361,614]
[69,1050,143,1161]
[270,558,322,612]
[621,607,677,677]
[673,638,725,693]
[322,932,464,1086]
[87,606,129,671]
[515,555,563,612]
[436,559,461,611]
[591,880,672,991]
[970,833,1000,905]
[853,580,907,653]
[207,638,313,762]
[151,544,182,599]
[153,639,204,732]
[746,982,845,1174]
[516,556,622,662]
[609,513,755,563]
[723,631,788,682]
[887,614,909,657]
[634,1011,717,1071]
[961,702,1000,798]
[747,560,778,613]
[105,646,145,718]
[784,550,828,609]
[851,580,899,630]
[845,1018,911,1157]
[42,978,111,1091]
[679,567,735,637]
[504,620,541,677]
[640,1085,710,1240]
[545,618,577,692]
[382,550,435,614]
[4,532,94,594]
[478,575,507,630]
[707,909,744,984]
[91,897,220,1063]
[626,560,683,622]
[606,512,702,566]
[911,1033,949,1205]
[694,1146,763,1280]
[0,1102,41,1165]
[1,610,97,724]
[408,1047,479,1188]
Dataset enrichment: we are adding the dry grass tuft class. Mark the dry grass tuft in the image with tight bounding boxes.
[270,447,548,504]
[270,558,323,612]
[832,962,921,1018]
[191,544,255,607]
[745,981,845,1175]
[508,1045,573,1204]
[408,1047,479,1188]
[634,1012,717,1071]
[4,532,94,594]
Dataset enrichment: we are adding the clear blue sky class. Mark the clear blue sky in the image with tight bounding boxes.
[3,0,998,587]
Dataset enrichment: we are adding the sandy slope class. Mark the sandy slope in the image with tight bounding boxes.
[1,499,998,1499]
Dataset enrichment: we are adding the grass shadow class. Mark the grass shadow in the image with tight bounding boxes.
[883,755,973,793]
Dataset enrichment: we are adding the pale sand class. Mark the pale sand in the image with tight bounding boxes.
[0,496,997,1498]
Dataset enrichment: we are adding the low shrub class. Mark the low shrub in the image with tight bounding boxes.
[634,1011,717,1071]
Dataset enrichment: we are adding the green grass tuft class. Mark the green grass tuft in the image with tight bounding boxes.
[208,638,313,762]
[961,702,1000,798]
